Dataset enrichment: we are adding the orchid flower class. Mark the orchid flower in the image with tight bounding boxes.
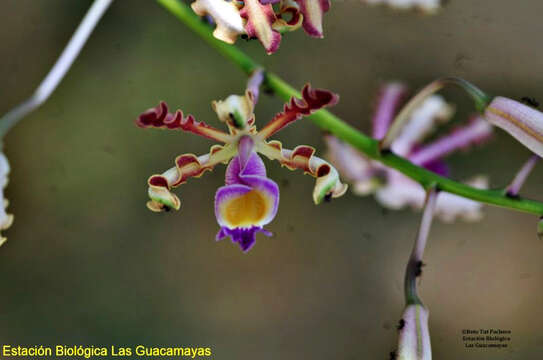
[136,70,346,252]
[190,0,330,54]
[363,0,441,14]
[325,82,493,222]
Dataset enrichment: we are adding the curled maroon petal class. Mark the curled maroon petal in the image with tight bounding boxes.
[258,84,339,139]
[136,101,232,142]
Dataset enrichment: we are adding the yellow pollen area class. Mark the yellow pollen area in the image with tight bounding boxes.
[222,190,268,227]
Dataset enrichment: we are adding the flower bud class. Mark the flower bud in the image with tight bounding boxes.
[484,97,543,157]
[397,304,432,360]
[212,93,255,131]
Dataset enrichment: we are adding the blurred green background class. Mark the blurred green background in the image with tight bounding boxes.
[1,0,542,359]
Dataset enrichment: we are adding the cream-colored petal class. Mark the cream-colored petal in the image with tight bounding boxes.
[191,0,245,44]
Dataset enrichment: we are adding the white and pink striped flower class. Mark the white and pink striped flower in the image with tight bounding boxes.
[484,97,543,158]
[325,82,493,222]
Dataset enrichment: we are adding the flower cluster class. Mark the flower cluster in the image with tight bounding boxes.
[191,0,330,54]
[325,82,494,222]
[136,70,346,252]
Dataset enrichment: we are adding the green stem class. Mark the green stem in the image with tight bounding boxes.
[156,0,543,216]
[157,0,257,75]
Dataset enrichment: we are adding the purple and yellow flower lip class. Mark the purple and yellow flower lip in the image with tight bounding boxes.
[215,136,279,252]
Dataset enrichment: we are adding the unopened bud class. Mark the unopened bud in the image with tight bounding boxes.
[397,304,432,360]
[485,97,543,157]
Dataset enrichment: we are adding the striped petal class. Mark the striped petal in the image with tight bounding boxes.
[296,0,330,38]
[241,0,282,54]
[484,97,543,157]
[397,304,432,360]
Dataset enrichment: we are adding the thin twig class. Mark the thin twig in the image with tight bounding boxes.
[0,0,114,137]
